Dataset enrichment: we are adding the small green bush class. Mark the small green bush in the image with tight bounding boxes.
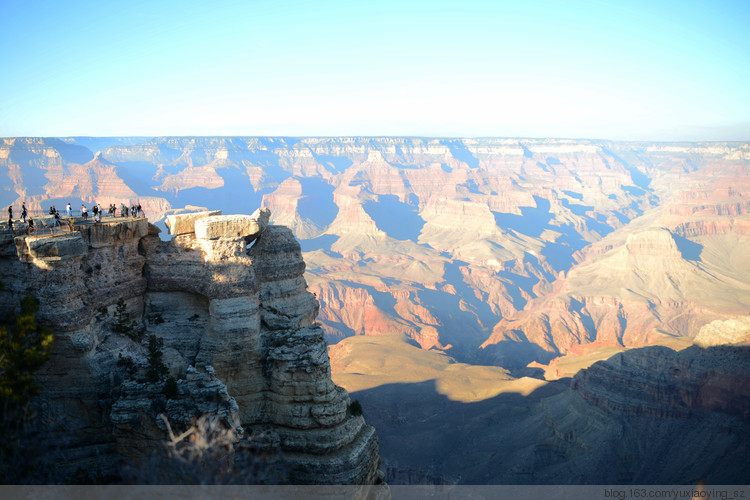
[145,335,168,383]
[349,400,363,417]
[112,299,142,341]
[117,353,137,376]
[163,376,178,399]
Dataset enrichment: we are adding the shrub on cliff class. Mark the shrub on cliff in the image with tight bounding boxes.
[349,400,363,416]
[0,294,54,481]
[0,295,54,421]
[146,334,168,383]
[111,298,143,341]
[121,415,284,484]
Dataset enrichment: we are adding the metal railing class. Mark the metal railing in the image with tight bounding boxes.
[4,214,148,238]
[11,209,147,219]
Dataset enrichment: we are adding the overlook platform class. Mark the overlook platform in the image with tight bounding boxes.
[4,215,150,264]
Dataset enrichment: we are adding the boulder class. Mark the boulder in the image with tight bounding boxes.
[165,210,221,235]
[195,214,264,241]
[16,232,87,262]
[251,207,271,231]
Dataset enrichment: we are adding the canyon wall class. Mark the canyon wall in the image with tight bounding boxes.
[0,211,383,485]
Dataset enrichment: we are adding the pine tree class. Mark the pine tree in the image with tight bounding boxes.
[0,294,54,480]
[145,335,168,383]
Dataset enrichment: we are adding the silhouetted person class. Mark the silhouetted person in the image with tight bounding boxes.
[26,217,34,235]
[7,205,12,220]
[21,203,27,222]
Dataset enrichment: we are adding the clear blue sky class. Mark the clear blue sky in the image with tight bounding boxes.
[1,0,749,140]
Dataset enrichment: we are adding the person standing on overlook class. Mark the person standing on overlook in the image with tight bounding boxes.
[21,202,27,222]
[66,202,72,217]
[7,205,12,220]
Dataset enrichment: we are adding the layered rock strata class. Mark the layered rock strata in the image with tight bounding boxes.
[571,345,750,419]
[0,212,382,485]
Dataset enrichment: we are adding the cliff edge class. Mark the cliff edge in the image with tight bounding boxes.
[0,209,384,485]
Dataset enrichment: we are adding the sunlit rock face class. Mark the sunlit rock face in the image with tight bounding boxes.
[3,137,749,372]
[0,213,383,485]
[165,209,221,235]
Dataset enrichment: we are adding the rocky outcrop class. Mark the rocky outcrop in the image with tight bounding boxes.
[571,345,750,419]
[0,212,383,485]
[693,317,750,347]
[165,209,221,235]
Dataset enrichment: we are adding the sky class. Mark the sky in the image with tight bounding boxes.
[1,0,749,140]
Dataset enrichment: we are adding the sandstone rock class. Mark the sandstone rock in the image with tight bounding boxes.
[625,228,681,258]
[1,214,383,485]
[111,365,243,462]
[251,207,271,231]
[571,345,750,419]
[195,214,264,241]
[248,225,319,330]
[165,210,221,235]
[75,218,150,248]
[694,317,750,347]
[15,232,87,263]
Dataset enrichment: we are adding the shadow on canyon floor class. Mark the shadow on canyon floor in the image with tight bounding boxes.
[351,353,750,485]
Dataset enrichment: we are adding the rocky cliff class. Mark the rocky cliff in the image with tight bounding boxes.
[0,209,383,485]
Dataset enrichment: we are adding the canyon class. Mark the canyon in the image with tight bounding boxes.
[0,209,383,485]
[2,136,749,483]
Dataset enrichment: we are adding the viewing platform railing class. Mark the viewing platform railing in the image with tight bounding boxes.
[3,213,148,238]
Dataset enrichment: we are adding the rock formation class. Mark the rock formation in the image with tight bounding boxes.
[3,136,750,371]
[343,341,750,484]
[0,209,383,485]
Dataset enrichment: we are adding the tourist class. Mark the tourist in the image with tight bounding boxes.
[81,204,88,220]
[137,203,143,218]
[92,204,99,219]
[120,203,127,217]
[21,202,27,222]
[26,217,34,235]
[7,205,12,220]
[66,202,72,217]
